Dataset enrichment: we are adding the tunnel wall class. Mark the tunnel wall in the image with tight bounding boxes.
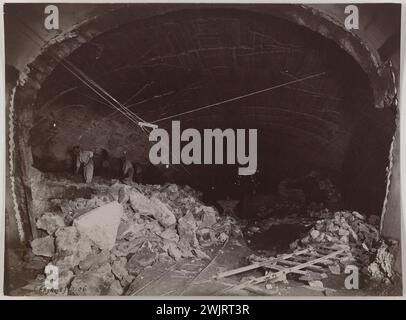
[381,124,403,273]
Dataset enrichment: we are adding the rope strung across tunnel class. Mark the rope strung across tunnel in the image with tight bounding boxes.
[150,71,327,124]
[15,18,196,182]
[15,17,149,131]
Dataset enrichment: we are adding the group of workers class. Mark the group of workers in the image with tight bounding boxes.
[72,145,142,184]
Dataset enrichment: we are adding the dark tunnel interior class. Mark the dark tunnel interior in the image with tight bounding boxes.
[25,8,397,217]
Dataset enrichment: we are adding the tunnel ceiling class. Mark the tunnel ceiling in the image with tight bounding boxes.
[28,8,396,207]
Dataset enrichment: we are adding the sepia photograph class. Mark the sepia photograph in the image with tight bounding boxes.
[2,2,403,297]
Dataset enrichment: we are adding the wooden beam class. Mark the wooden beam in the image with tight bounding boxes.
[222,249,345,294]
[214,248,310,279]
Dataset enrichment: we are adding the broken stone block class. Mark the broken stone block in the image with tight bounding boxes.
[308,280,324,288]
[159,229,180,243]
[177,238,195,258]
[178,212,198,246]
[368,262,385,281]
[149,197,177,227]
[112,237,147,257]
[129,189,153,214]
[111,258,129,280]
[327,223,339,233]
[117,221,145,240]
[315,233,326,242]
[145,220,163,234]
[31,236,55,257]
[126,246,157,272]
[78,250,110,271]
[338,228,350,237]
[193,248,210,260]
[118,186,131,204]
[301,236,310,244]
[158,252,173,263]
[74,201,123,251]
[310,229,320,239]
[107,280,123,296]
[54,226,93,269]
[69,263,115,296]
[352,211,364,220]
[163,241,182,261]
[36,212,66,234]
[120,274,135,288]
[217,232,229,243]
[368,241,396,282]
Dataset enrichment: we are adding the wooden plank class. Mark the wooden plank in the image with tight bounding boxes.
[214,248,310,279]
[296,255,335,266]
[316,244,348,252]
[315,248,346,258]
[222,249,345,294]
[265,264,308,275]
[290,255,319,262]
[303,252,324,258]
[278,259,326,272]
[289,256,328,266]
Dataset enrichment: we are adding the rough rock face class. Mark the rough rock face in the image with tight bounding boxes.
[126,246,157,273]
[31,236,55,257]
[74,201,123,250]
[178,212,198,246]
[163,240,182,261]
[54,226,93,268]
[159,229,179,242]
[78,250,110,271]
[368,241,397,283]
[149,197,177,227]
[129,189,153,214]
[69,263,115,296]
[129,189,177,227]
[36,212,66,234]
[107,280,124,296]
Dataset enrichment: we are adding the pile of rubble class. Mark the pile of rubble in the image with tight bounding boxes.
[28,183,233,295]
[289,210,397,283]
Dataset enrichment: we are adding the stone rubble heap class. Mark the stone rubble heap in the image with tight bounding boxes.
[29,183,232,295]
[289,210,397,283]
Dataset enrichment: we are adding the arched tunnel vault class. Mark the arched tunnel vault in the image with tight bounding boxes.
[10,5,398,231]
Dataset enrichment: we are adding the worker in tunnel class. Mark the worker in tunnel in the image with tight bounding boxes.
[121,152,134,184]
[73,145,94,183]
[298,171,328,205]
[100,148,113,179]
[134,163,144,183]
